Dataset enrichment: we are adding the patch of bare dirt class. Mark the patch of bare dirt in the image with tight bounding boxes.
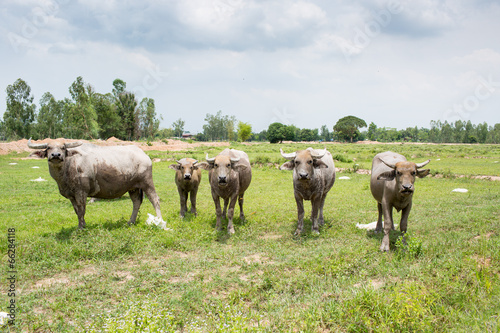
[0,138,229,155]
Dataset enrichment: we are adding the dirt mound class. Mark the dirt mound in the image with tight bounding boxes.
[0,138,230,155]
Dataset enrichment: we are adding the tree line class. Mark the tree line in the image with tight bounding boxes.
[0,78,161,141]
[1,78,499,144]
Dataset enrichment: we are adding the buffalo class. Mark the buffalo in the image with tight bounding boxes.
[169,158,203,218]
[370,151,430,251]
[28,139,163,229]
[199,149,252,234]
[280,147,335,235]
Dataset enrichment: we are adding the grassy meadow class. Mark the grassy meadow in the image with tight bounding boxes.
[0,142,499,332]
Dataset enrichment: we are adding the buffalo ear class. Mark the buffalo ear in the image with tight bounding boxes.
[280,161,294,171]
[417,169,430,178]
[196,162,211,171]
[377,170,395,181]
[234,164,248,172]
[313,159,328,169]
[66,150,81,158]
[169,164,181,171]
[30,150,47,159]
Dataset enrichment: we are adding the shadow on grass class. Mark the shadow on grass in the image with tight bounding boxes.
[366,229,404,251]
[52,218,129,241]
[208,216,247,243]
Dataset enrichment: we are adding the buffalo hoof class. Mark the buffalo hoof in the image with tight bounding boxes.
[294,229,302,236]
[228,226,235,234]
[379,241,390,252]
[239,214,245,222]
[374,228,383,233]
[312,229,320,235]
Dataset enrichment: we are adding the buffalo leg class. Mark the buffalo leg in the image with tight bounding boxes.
[128,189,143,225]
[178,188,188,218]
[144,186,162,220]
[238,193,245,221]
[399,202,412,245]
[222,198,229,220]
[380,201,394,252]
[70,193,87,229]
[311,197,321,234]
[212,193,223,231]
[294,193,305,236]
[227,194,238,234]
[375,202,383,233]
[190,189,198,216]
[317,194,327,226]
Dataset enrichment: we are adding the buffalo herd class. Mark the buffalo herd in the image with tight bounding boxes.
[28,141,430,251]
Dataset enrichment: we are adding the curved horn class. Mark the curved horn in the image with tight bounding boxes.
[280,148,296,160]
[192,160,198,165]
[416,159,431,168]
[27,138,48,149]
[380,158,397,169]
[230,157,240,163]
[310,148,327,159]
[206,153,215,163]
[64,141,83,149]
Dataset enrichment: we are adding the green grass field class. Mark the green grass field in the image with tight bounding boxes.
[0,142,499,332]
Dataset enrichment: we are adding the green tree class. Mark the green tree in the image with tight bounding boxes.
[3,78,36,139]
[137,98,160,140]
[172,118,185,138]
[237,121,252,142]
[202,111,236,141]
[115,92,138,140]
[299,128,316,141]
[320,125,331,142]
[367,122,377,141]
[93,92,121,139]
[112,79,126,99]
[284,125,299,141]
[36,92,64,139]
[66,76,99,139]
[267,122,285,143]
[333,115,367,142]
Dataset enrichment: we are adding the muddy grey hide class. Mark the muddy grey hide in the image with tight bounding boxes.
[280,147,335,235]
[28,139,163,229]
[199,149,252,234]
[370,151,430,252]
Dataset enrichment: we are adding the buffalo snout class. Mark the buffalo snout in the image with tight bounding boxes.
[184,173,192,180]
[218,175,228,185]
[298,172,309,180]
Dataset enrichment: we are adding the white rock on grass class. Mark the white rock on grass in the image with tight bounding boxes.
[32,166,40,168]
[8,163,17,165]
[30,177,46,182]
[356,221,399,230]
[452,188,468,193]
[338,176,350,180]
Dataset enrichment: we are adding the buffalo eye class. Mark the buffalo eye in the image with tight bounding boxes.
[227,163,231,168]
[295,160,300,165]
[214,163,218,167]
[397,171,402,176]
[307,160,313,165]
[411,171,416,175]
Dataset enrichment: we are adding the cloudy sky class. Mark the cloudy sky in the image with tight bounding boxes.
[1,0,499,133]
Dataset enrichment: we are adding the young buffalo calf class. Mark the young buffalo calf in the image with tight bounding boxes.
[169,158,204,218]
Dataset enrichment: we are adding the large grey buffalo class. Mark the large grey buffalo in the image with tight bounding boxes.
[199,149,251,234]
[280,147,335,235]
[28,139,163,229]
[169,158,203,218]
[370,151,430,252]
